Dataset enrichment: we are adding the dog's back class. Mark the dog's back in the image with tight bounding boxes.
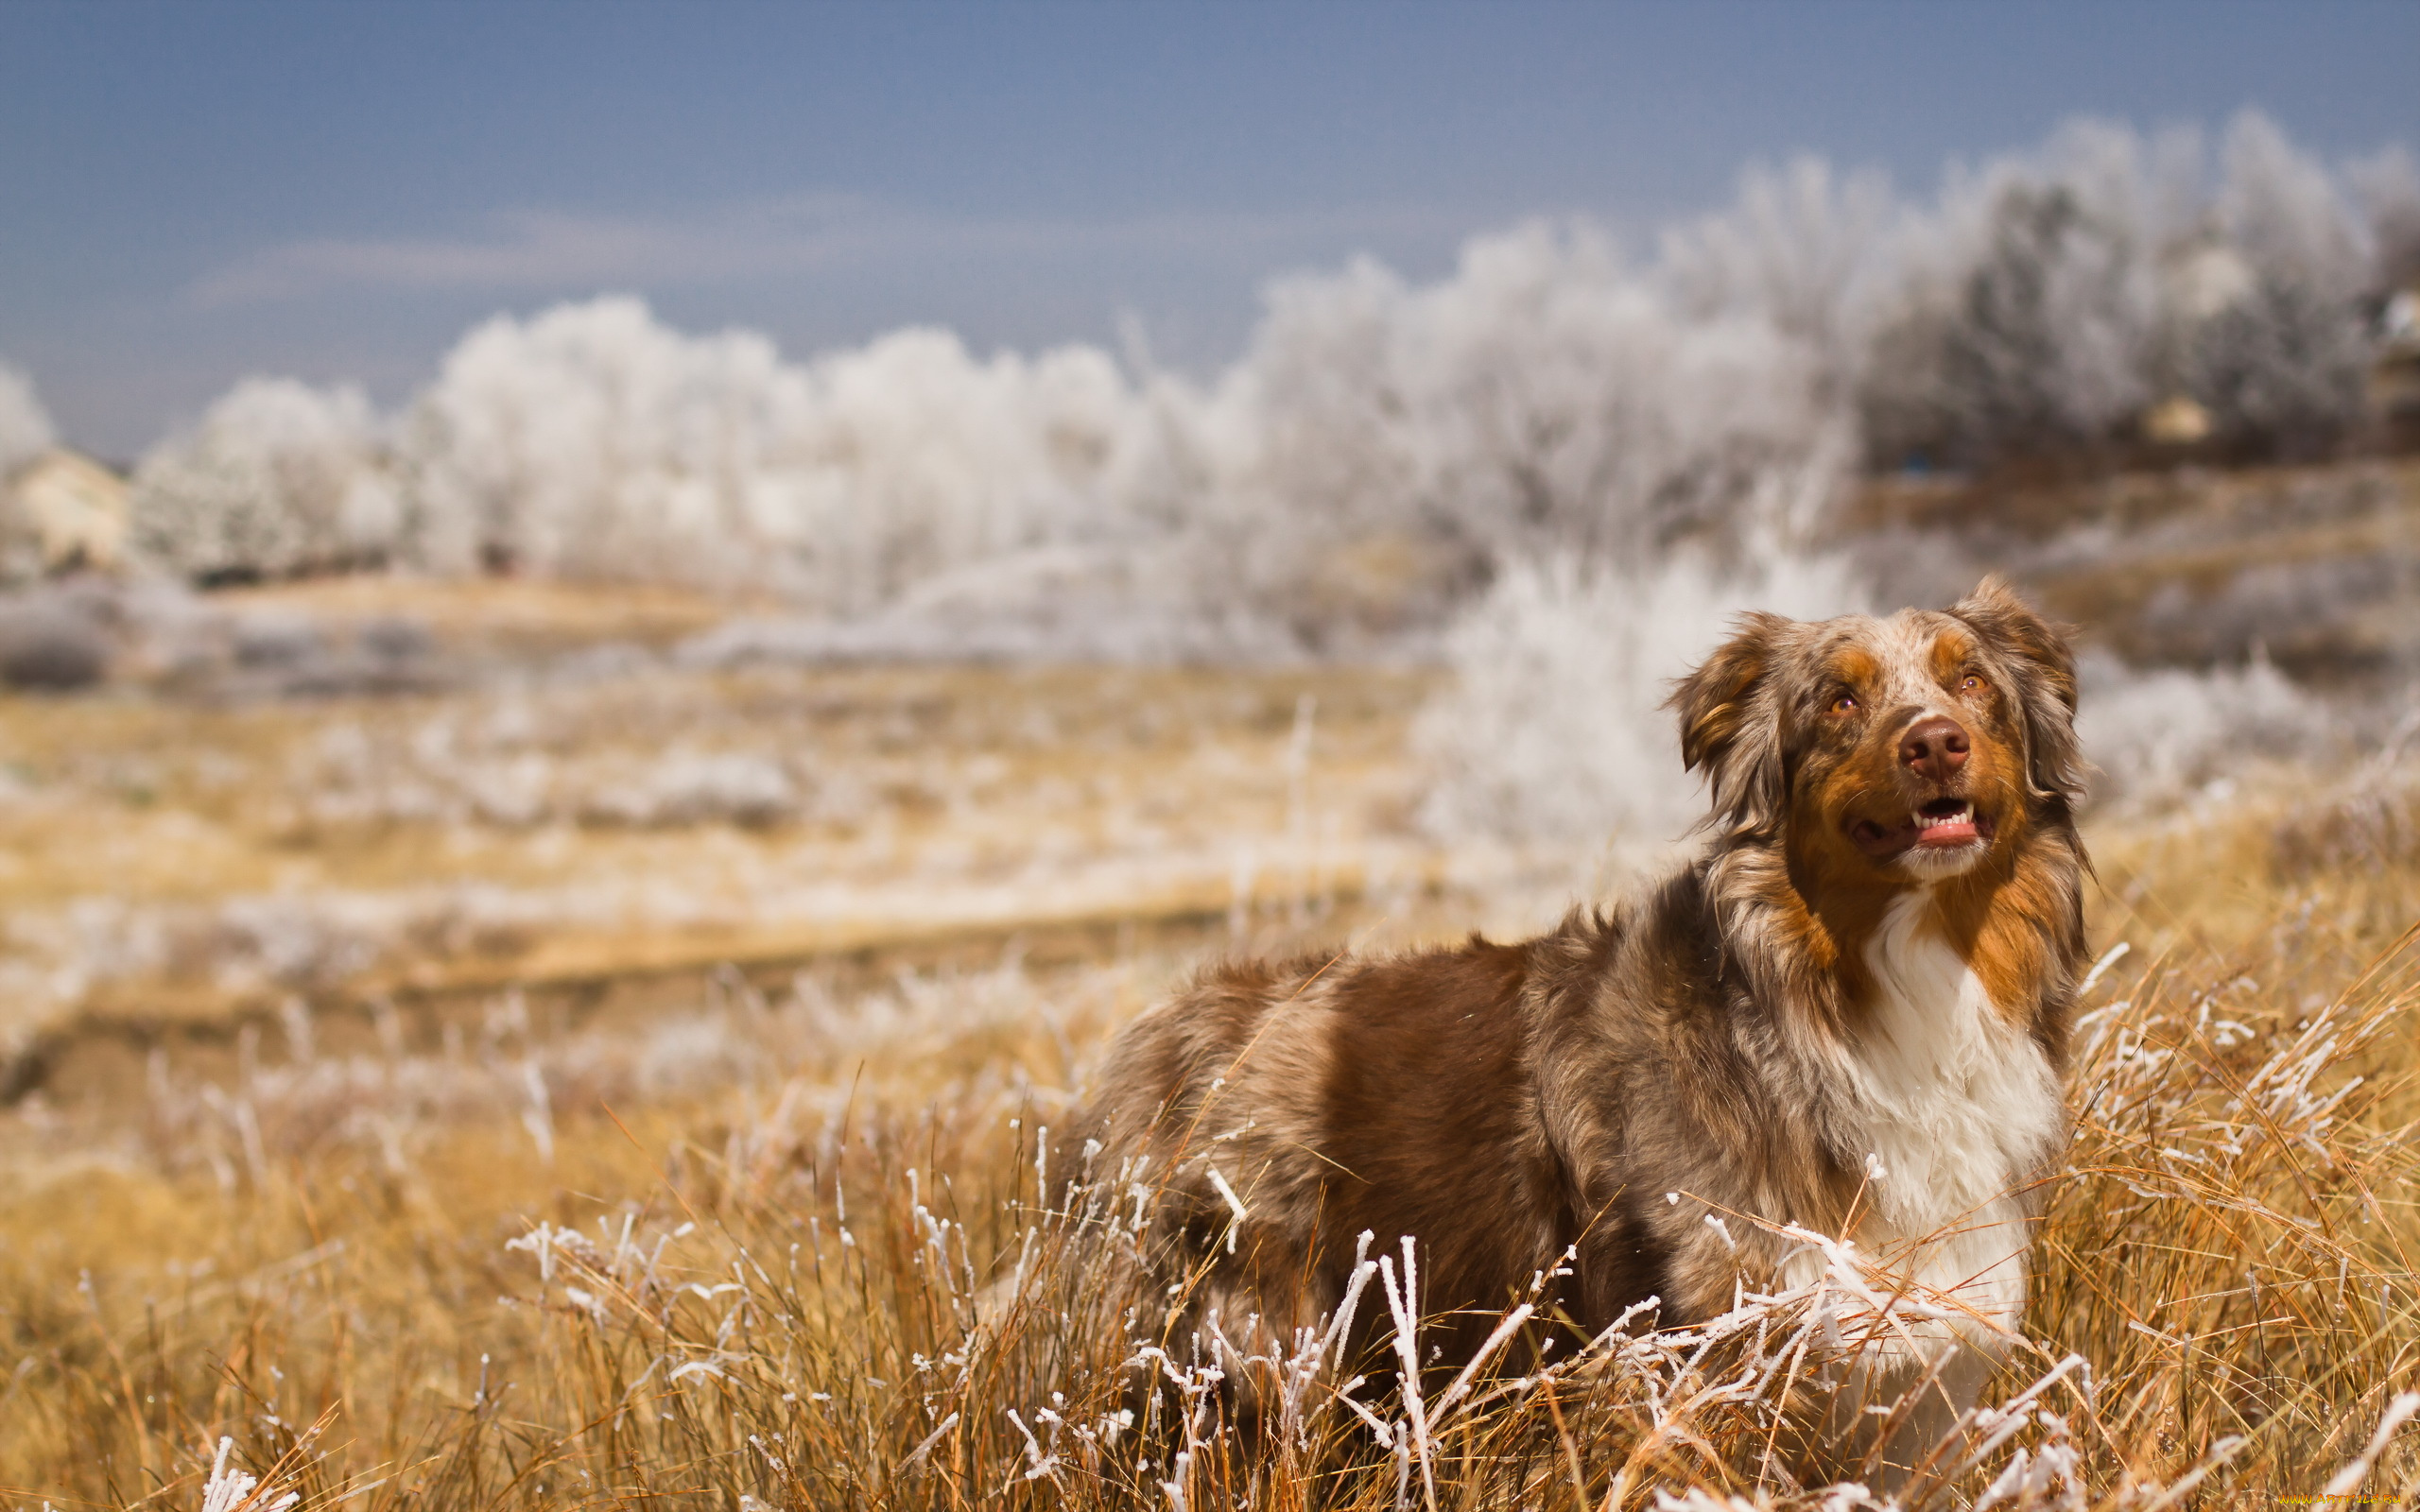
[1079,923,1612,1365]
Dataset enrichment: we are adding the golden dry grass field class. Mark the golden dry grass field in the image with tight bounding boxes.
[3,576,2419,1508]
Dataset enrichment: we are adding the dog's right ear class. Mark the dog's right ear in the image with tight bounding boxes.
[1669,611,1791,836]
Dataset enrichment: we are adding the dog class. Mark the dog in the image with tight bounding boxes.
[1064,577,2088,1472]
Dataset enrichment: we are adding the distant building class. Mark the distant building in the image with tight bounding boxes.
[0,448,130,579]
[2141,394,2215,447]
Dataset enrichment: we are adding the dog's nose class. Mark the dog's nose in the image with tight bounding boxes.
[1899,716,1970,781]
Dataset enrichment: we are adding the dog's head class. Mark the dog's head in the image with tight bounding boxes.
[1669,577,2084,883]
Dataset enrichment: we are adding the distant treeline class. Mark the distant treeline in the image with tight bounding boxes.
[3,112,2414,639]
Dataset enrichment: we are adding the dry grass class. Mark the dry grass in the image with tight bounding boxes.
[3,582,2417,1508]
[202,577,759,655]
[4,744,2419,1507]
[0,590,1446,1048]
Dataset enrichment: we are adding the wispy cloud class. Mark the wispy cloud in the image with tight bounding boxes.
[189,195,1478,307]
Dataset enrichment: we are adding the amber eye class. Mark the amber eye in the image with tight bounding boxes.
[1961,674,1986,695]
[1829,692,1859,714]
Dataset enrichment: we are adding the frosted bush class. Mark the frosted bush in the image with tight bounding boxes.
[1945,178,2161,451]
[403,299,1157,609]
[1227,223,1836,582]
[2187,276,2373,456]
[130,378,392,581]
[2349,146,2420,291]
[777,325,1153,604]
[405,298,812,583]
[2074,648,2320,810]
[2184,114,2379,455]
[1864,112,2391,468]
[2217,112,2373,307]
[1388,223,1873,853]
[1415,552,1867,850]
[1661,155,1904,401]
[0,362,54,479]
[1863,120,2187,467]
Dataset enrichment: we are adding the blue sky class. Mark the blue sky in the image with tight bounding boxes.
[4,0,2416,458]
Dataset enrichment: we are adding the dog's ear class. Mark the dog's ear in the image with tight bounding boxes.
[1669,611,1792,835]
[1950,576,2087,801]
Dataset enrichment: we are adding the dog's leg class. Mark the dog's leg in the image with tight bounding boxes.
[1822,1333,1993,1494]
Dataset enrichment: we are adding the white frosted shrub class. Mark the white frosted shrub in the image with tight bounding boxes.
[0,363,54,480]
[1863,111,2387,467]
[2074,649,2320,810]
[1660,155,1902,400]
[405,298,815,584]
[2349,146,2420,290]
[1863,120,2179,466]
[1415,552,1867,850]
[130,378,389,581]
[389,251,1843,644]
[2187,277,2374,456]
[404,299,1157,609]
[777,328,1150,607]
[2218,112,2373,305]
[1229,224,1834,576]
[2186,114,2379,455]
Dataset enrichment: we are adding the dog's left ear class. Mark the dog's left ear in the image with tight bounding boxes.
[1950,576,2087,802]
[1669,611,1793,836]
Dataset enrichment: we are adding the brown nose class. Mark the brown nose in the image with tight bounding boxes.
[1899,716,1970,782]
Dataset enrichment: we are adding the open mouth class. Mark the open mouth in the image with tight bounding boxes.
[1849,797,1993,858]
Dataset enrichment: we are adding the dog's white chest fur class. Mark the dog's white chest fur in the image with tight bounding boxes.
[1835,888,2064,1333]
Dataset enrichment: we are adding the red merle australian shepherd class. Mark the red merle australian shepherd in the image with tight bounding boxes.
[1066,577,2088,1468]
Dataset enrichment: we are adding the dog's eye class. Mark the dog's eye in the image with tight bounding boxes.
[1961,674,1986,695]
[1829,692,1858,714]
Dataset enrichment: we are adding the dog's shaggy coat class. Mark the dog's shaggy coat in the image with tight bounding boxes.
[1069,578,2089,1452]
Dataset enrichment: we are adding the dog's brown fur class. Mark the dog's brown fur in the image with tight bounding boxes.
[1069,578,2089,1412]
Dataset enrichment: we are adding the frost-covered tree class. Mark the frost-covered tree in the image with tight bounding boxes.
[403,298,1155,609]
[0,364,54,480]
[1859,112,2387,469]
[2183,112,2377,455]
[1661,155,1901,404]
[405,298,823,583]
[2350,146,2420,293]
[777,324,1151,607]
[130,379,392,583]
[2187,275,2372,458]
[1860,121,2177,469]
[1229,222,1840,613]
[2217,112,2373,305]
[1957,184,2158,453]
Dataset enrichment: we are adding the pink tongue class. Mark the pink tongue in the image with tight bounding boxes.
[1915,816,1979,846]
